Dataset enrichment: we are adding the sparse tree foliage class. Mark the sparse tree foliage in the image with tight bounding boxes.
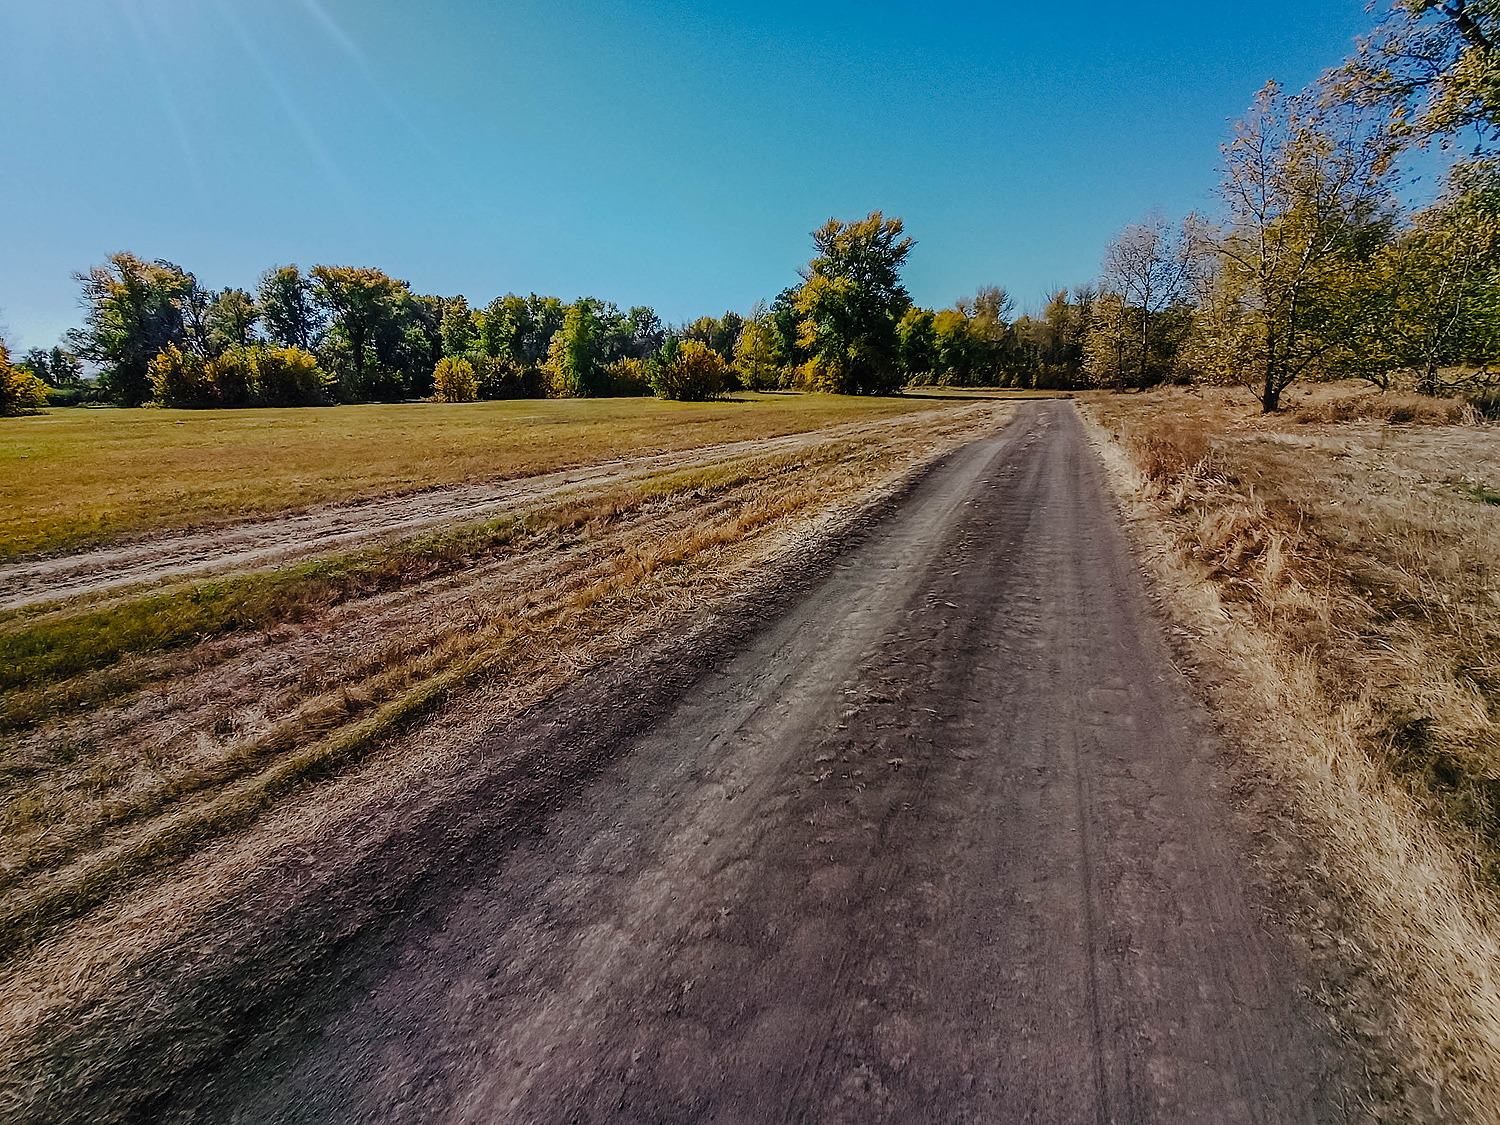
[1099,215,1196,390]
[734,306,785,390]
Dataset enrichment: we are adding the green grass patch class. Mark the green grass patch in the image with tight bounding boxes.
[1451,477,1500,506]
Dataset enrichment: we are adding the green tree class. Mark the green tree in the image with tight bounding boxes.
[19,346,83,387]
[1372,160,1500,391]
[67,253,196,405]
[628,306,666,359]
[258,265,323,350]
[545,300,609,397]
[481,294,566,369]
[441,297,477,356]
[795,212,915,394]
[896,307,939,382]
[310,266,408,396]
[206,288,260,356]
[769,286,808,368]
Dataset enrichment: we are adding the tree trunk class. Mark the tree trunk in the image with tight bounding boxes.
[350,324,366,388]
[1418,359,1438,397]
[1139,310,1150,392]
[1262,324,1280,413]
[1262,374,1281,413]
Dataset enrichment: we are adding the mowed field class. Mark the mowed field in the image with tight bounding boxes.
[0,393,988,561]
[0,391,1017,1048]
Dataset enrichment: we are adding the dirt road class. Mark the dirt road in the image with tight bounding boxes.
[16,401,1349,1122]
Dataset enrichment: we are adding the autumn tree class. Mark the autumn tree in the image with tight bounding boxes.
[433,356,480,402]
[0,341,50,415]
[735,303,784,390]
[650,338,729,400]
[795,212,914,394]
[68,253,197,405]
[684,312,745,365]
[1204,82,1398,411]
[1336,0,1499,147]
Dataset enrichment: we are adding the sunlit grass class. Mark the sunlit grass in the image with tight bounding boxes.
[0,393,975,560]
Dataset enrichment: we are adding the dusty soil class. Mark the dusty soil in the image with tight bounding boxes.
[7,403,1355,1122]
[0,409,976,613]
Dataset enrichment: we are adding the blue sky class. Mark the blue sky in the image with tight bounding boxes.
[1,0,1377,352]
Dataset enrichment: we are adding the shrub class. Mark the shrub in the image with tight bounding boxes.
[151,345,330,408]
[252,346,329,406]
[0,345,49,415]
[604,358,654,397]
[478,357,546,400]
[650,339,729,401]
[432,356,479,402]
[149,345,217,407]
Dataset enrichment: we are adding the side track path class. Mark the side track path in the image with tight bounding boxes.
[20,402,1349,1122]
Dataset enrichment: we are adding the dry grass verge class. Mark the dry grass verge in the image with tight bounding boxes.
[1081,384,1500,1123]
[0,401,1011,967]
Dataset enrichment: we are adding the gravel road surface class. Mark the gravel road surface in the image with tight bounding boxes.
[22,401,1348,1122]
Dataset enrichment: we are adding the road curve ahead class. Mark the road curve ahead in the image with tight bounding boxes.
[196,401,1345,1122]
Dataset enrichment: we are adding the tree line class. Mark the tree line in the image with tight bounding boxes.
[1077,0,1500,411]
[2,1,1494,417]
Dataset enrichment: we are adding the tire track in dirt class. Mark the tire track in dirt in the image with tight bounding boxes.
[11,402,1352,1122]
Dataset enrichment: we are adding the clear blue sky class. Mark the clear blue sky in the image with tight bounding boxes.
[1,0,1376,352]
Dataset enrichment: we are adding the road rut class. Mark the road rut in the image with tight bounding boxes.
[24,401,1348,1122]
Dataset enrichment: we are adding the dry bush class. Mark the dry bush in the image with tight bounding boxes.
[1293,391,1481,426]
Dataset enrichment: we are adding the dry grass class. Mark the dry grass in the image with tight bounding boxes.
[1081,384,1500,1123]
[0,400,1011,963]
[0,392,988,561]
